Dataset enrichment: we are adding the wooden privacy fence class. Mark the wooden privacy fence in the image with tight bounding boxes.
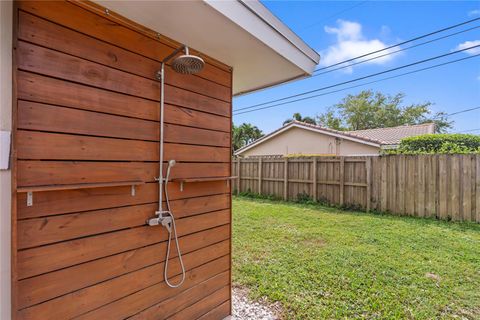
[232,155,480,222]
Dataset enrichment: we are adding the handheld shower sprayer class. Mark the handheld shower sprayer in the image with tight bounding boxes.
[167,159,176,171]
[146,45,204,288]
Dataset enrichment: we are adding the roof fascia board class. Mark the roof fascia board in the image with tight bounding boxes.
[203,0,319,74]
[296,124,381,147]
[237,0,319,63]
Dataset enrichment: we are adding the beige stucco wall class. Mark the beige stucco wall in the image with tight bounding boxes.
[0,1,12,318]
[239,127,380,157]
[338,138,380,156]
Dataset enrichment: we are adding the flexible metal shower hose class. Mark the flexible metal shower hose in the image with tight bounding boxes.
[163,167,186,288]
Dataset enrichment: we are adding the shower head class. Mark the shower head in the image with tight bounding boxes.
[171,46,204,75]
[168,159,176,167]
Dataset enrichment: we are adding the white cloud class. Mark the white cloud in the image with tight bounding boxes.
[454,40,480,55]
[319,20,398,73]
[468,9,480,16]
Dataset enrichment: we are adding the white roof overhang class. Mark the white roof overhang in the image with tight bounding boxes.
[93,0,320,95]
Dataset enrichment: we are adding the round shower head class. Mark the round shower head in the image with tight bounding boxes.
[171,54,205,75]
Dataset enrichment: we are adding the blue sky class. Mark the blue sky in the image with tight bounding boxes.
[233,1,480,134]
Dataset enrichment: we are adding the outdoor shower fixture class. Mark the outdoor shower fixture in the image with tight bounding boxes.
[147,45,205,288]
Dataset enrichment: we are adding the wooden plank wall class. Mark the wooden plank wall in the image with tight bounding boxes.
[233,155,480,222]
[12,1,232,319]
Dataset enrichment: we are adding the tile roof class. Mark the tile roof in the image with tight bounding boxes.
[347,123,435,145]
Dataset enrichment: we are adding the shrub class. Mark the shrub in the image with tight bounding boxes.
[385,134,480,155]
[237,190,282,201]
[295,192,314,204]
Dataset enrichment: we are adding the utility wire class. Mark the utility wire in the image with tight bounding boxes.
[313,25,480,77]
[313,16,480,73]
[455,128,480,133]
[233,53,480,116]
[300,1,368,31]
[233,44,480,113]
[446,106,480,117]
[430,106,480,120]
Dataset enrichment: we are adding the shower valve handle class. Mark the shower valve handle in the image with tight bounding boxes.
[146,212,172,232]
[161,216,172,233]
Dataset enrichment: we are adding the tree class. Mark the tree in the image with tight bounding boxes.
[316,90,452,133]
[232,123,264,151]
[283,112,316,126]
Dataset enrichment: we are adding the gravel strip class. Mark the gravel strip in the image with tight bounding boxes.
[232,286,282,320]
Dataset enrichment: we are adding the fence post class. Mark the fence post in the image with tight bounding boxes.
[283,157,288,201]
[258,157,262,194]
[380,156,388,213]
[366,157,371,212]
[236,158,241,195]
[339,156,345,206]
[312,158,317,202]
[476,155,480,223]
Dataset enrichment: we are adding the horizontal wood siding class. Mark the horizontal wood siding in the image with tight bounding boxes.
[13,1,232,319]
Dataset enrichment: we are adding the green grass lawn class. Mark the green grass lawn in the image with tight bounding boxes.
[232,197,480,319]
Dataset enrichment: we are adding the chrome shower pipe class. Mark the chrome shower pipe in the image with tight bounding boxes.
[161,45,186,67]
[157,61,165,216]
[147,44,204,288]
[154,45,186,216]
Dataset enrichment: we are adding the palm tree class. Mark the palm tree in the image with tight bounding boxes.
[283,112,316,125]
[232,123,264,151]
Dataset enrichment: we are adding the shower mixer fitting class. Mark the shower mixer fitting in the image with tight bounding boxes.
[145,44,204,289]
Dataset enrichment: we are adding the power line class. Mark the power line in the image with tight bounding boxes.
[313,16,480,73]
[446,106,480,117]
[234,44,480,113]
[313,25,480,77]
[455,128,480,133]
[234,55,479,115]
[300,1,368,31]
[430,106,480,120]
[233,53,480,116]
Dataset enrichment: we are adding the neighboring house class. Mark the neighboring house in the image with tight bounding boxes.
[235,121,435,157]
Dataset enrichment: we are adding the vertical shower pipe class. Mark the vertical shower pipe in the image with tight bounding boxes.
[149,44,204,288]
[156,45,185,217]
[158,61,165,215]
